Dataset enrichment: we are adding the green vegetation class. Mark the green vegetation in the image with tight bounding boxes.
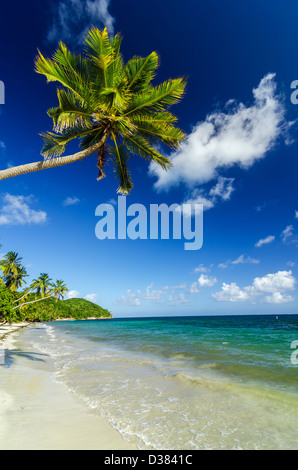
[18,296,112,322]
[0,284,18,324]
[0,250,112,324]
[0,27,186,193]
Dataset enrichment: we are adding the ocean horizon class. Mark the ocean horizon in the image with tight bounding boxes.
[15,313,298,450]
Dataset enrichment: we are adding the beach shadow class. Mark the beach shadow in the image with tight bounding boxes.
[0,349,49,368]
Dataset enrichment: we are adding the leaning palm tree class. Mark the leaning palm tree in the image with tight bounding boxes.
[0,27,186,193]
[12,273,57,311]
[50,279,68,301]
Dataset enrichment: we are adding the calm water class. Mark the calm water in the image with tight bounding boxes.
[20,315,298,449]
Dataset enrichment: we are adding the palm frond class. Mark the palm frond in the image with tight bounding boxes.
[35,45,90,103]
[79,127,105,150]
[130,116,185,149]
[84,27,114,89]
[124,52,159,93]
[111,33,122,56]
[40,125,100,158]
[85,29,126,105]
[131,111,178,124]
[53,42,91,97]
[40,132,68,158]
[123,134,172,170]
[113,116,137,137]
[48,88,95,132]
[124,78,186,117]
[106,54,125,90]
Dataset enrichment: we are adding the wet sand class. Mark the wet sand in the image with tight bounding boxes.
[0,324,137,450]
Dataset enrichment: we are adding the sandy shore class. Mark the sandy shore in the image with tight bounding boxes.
[0,324,137,450]
[0,322,29,341]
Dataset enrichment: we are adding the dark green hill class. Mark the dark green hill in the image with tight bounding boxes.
[22,296,112,322]
[60,298,112,319]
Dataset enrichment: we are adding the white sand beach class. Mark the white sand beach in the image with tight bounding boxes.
[0,324,137,450]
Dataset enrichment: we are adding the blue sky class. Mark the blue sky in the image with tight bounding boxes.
[1,0,298,316]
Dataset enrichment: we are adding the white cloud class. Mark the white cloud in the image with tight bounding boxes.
[150,74,289,192]
[189,282,200,294]
[0,194,47,225]
[213,282,250,302]
[66,290,80,299]
[63,196,80,206]
[218,263,229,269]
[117,289,142,307]
[218,254,259,268]
[143,283,164,301]
[116,282,191,306]
[213,270,295,303]
[280,225,298,245]
[85,293,98,303]
[47,0,115,45]
[209,176,235,201]
[188,274,217,294]
[168,292,189,306]
[255,235,275,247]
[281,225,294,242]
[287,261,296,267]
[251,270,295,293]
[231,254,259,265]
[193,263,213,273]
[255,203,267,212]
[181,177,235,212]
[106,198,117,206]
[169,283,187,290]
[198,274,217,287]
[263,292,294,304]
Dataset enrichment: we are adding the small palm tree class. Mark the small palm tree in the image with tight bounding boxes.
[5,265,28,293]
[50,279,68,301]
[0,251,23,277]
[0,252,28,292]
[0,27,186,193]
[12,273,56,311]
[31,273,52,298]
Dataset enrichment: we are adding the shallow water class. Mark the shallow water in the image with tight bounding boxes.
[19,315,298,449]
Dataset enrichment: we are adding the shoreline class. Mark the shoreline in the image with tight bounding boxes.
[53,316,113,321]
[0,324,137,450]
[0,322,29,342]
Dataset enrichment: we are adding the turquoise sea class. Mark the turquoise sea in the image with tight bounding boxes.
[21,314,298,449]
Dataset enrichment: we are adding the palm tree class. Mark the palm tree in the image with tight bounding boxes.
[0,27,186,193]
[13,272,53,310]
[5,265,28,293]
[31,273,52,298]
[0,252,28,292]
[0,251,22,277]
[50,279,68,301]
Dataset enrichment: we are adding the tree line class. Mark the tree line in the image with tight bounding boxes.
[0,251,68,323]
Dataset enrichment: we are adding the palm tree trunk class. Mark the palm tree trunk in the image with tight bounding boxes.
[12,295,55,310]
[0,131,110,181]
[13,289,32,303]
